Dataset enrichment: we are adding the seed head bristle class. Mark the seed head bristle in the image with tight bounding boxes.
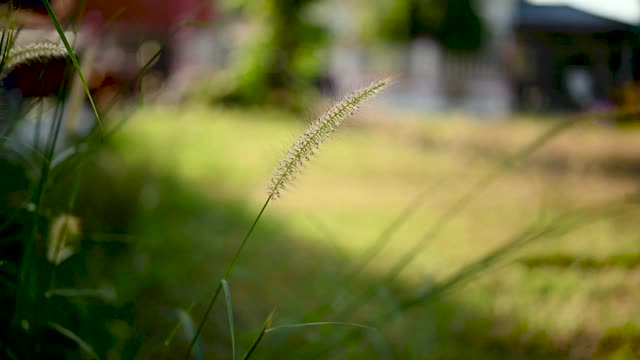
[1,42,67,78]
[268,78,390,198]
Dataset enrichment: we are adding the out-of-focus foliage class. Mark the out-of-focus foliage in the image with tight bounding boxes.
[370,0,487,52]
[210,0,329,110]
[92,106,640,359]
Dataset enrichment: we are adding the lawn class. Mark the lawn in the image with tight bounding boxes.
[74,104,640,359]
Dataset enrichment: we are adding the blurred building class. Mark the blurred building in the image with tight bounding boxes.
[512,1,640,112]
[5,0,217,86]
[326,0,518,118]
[326,0,640,117]
[8,0,640,115]
[0,0,218,153]
[77,0,217,86]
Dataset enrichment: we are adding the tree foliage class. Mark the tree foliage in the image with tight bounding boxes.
[376,0,487,52]
[216,0,329,109]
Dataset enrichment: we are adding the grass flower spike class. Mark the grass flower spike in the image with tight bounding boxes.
[268,78,390,198]
[1,42,67,78]
[184,79,389,357]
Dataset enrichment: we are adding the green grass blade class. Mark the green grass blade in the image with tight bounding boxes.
[221,279,236,360]
[176,309,202,359]
[44,288,115,301]
[242,310,275,360]
[266,321,375,333]
[164,301,198,346]
[48,322,99,359]
[41,0,103,138]
[164,285,225,347]
[5,347,18,360]
[0,27,15,73]
[185,197,272,358]
[13,82,70,328]
[394,199,635,314]
[184,282,222,358]
[264,321,378,358]
[394,225,551,314]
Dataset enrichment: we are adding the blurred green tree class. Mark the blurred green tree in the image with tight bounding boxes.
[374,0,487,52]
[216,0,329,110]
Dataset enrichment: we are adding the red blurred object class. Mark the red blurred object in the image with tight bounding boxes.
[2,0,215,101]
[82,0,213,33]
[4,58,70,98]
[2,0,214,32]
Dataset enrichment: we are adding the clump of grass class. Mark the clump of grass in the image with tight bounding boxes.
[0,26,15,72]
[0,2,172,357]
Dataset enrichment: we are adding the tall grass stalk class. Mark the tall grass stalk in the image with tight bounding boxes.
[221,279,237,360]
[12,63,73,331]
[47,321,99,358]
[279,115,583,352]
[4,7,96,351]
[41,0,102,136]
[0,25,16,71]
[242,310,275,360]
[281,114,595,358]
[3,0,235,356]
[182,79,390,358]
[281,120,587,353]
[0,26,17,145]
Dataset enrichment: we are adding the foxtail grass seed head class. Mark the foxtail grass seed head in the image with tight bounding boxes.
[268,78,390,198]
[1,42,67,79]
[47,214,82,265]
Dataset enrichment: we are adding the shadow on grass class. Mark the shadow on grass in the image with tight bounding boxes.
[4,147,633,359]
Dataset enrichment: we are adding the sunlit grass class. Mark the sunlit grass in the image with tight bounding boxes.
[114,104,639,356]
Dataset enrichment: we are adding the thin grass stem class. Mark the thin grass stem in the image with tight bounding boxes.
[41,0,102,135]
[184,196,272,359]
[242,310,275,360]
[221,279,236,360]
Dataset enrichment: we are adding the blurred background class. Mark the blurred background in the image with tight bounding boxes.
[1,0,640,359]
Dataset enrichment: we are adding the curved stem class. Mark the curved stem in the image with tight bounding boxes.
[185,195,272,359]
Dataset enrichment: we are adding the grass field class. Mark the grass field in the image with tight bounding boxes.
[74,104,640,359]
